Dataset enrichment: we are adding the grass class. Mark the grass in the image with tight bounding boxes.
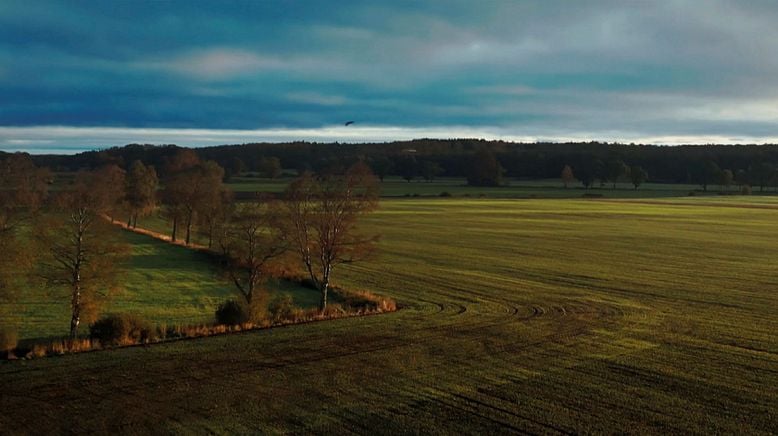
[1,229,319,341]
[1,197,777,433]
[227,175,757,198]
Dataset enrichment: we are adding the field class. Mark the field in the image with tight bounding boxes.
[2,230,318,342]
[1,197,777,433]
[228,175,746,199]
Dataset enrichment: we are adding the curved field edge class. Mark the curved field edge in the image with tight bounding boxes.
[5,221,397,357]
[1,197,777,434]
[12,298,398,359]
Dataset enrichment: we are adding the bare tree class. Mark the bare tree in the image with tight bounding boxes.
[720,169,734,191]
[162,160,225,245]
[283,162,379,311]
[161,150,200,242]
[605,158,629,189]
[38,171,129,340]
[198,188,234,249]
[630,165,648,190]
[221,199,287,319]
[125,160,158,228]
[561,165,575,188]
[160,187,187,243]
[93,164,127,223]
[0,153,49,233]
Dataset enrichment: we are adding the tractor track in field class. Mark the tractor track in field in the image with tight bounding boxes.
[0,220,642,435]
[0,297,635,435]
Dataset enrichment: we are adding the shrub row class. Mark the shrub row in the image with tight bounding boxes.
[7,289,397,359]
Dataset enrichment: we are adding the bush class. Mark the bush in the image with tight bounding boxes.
[0,328,18,354]
[439,191,452,197]
[269,294,295,322]
[215,299,248,325]
[741,184,752,195]
[89,314,156,346]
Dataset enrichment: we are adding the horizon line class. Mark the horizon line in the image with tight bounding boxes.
[2,125,778,155]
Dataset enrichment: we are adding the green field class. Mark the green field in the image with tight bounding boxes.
[1,197,777,433]
[227,175,753,199]
[2,230,318,341]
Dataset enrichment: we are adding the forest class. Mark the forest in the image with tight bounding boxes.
[19,140,778,190]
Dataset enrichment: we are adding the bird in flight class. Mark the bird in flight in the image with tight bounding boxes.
[344,121,355,126]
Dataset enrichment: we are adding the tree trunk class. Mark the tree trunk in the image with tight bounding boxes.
[319,283,328,311]
[319,266,331,311]
[70,281,81,340]
[172,217,178,242]
[185,216,192,245]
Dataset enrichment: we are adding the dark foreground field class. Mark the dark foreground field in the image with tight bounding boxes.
[1,198,777,434]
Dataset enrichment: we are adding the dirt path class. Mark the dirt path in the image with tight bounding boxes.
[106,217,209,251]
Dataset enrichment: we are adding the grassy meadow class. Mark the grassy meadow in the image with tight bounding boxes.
[2,229,318,341]
[227,175,753,199]
[1,197,777,433]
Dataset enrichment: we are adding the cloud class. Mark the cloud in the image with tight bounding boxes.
[285,91,350,106]
[467,85,537,96]
[2,1,778,146]
[140,48,287,80]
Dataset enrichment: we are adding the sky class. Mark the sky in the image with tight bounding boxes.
[2,0,778,154]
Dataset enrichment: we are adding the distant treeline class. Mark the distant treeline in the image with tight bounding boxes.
[17,139,778,188]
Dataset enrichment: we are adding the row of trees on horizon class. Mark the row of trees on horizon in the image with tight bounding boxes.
[19,139,778,189]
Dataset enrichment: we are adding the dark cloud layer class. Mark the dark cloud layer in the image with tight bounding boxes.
[2,1,778,152]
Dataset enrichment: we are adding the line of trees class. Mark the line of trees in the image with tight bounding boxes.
[151,151,380,314]
[0,154,155,340]
[558,158,649,190]
[1,152,381,347]
[557,156,771,192]
[25,140,778,189]
[160,150,228,245]
[209,162,379,315]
